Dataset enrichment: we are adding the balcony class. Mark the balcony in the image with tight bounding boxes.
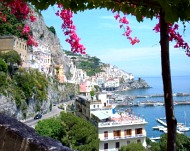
[100,134,146,141]
[98,119,147,128]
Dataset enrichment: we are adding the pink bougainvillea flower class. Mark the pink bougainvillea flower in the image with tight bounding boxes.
[22,24,30,34]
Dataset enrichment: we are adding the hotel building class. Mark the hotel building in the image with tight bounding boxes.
[75,94,147,151]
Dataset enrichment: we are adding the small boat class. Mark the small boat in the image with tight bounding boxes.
[177,111,190,132]
[153,102,164,106]
[177,125,190,132]
[152,125,164,130]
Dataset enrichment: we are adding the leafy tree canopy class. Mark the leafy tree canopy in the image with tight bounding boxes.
[0,6,28,39]
[13,69,48,102]
[119,142,146,151]
[60,112,99,151]
[0,50,21,65]
[0,58,8,73]
[28,0,190,23]
[0,71,7,87]
[35,118,64,140]
[35,112,99,151]
[148,133,190,151]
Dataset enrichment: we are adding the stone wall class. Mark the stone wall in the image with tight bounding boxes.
[0,113,73,151]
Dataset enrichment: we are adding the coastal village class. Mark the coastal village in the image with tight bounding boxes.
[1,35,190,151]
[1,26,190,151]
[0,35,149,150]
[0,35,135,91]
[1,0,190,151]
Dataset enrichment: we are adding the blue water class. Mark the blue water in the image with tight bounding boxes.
[116,76,190,138]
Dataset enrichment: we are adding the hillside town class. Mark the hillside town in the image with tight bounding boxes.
[0,35,149,151]
[0,35,136,95]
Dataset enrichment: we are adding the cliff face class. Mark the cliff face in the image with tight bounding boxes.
[0,11,78,120]
[0,80,78,120]
[27,11,70,73]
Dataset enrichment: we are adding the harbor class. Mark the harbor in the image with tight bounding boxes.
[110,91,190,107]
[115,76,190,139]
[115,100,190,107]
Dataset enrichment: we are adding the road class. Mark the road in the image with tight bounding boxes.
[23,100,74,128]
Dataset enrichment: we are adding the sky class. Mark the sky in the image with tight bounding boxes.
[41,7,190,78]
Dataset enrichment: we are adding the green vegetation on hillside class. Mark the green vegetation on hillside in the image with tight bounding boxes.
[47,26,56,35]
[35,112,99,151]
[77,56,105,76]
[64,50,81,56]
[64,50,105,76]
[0,7,28,40]
[0,51,48,113]
[147,133,190,151]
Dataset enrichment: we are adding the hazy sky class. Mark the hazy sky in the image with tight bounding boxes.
[41,7,190,78]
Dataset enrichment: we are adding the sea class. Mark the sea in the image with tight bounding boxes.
[115,76,190,138]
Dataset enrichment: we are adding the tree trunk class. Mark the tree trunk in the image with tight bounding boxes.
[160,9,177,151]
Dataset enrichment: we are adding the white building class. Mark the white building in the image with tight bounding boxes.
[75,93,147,151]
[104,78,120,88]
[91,110,147,151]
[79,80,94,97]
[27,44,51,75]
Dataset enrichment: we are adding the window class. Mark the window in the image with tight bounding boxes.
[113,130,121,138]
[127,140,130,145]
[104,103,106,106]
[104,143,108,150]
[137,139,141,143]
[124,129,132,136]
[104,131,108,139]
[135,128,142,135]
[115,142,120,148]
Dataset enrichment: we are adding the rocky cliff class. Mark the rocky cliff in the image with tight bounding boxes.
[0,11,78,120]
[0,78,78,120]
[119,78,150,91]
[27,11,70,73]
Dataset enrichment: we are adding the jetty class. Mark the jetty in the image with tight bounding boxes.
[150,137,161,142]
[135,93,190,98]
[157,118,167,126]
[154,118,184,134]
[116,101,190,107]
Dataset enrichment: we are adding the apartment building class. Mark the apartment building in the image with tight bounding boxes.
[79,81,94,97]
[0,36,28,67]
[28,44,51,74]
[75,93,147,151]
[91,110,147,151]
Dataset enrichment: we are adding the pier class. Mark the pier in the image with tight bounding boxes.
[157,118,167,126]
[154,118,184,134]
[135,93,190,98]
[116,101,190,107]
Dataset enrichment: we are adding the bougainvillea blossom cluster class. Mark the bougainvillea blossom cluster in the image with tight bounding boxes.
[153,19,190,57]
[0,0,37,46]
[0,11,6,22]
[113,12,140,45]
[56,4,86,54]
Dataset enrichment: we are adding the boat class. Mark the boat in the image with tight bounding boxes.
[178,125,190,132]
[152,125,165,130]
[153,102,164,106]
[177,111,190,132]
